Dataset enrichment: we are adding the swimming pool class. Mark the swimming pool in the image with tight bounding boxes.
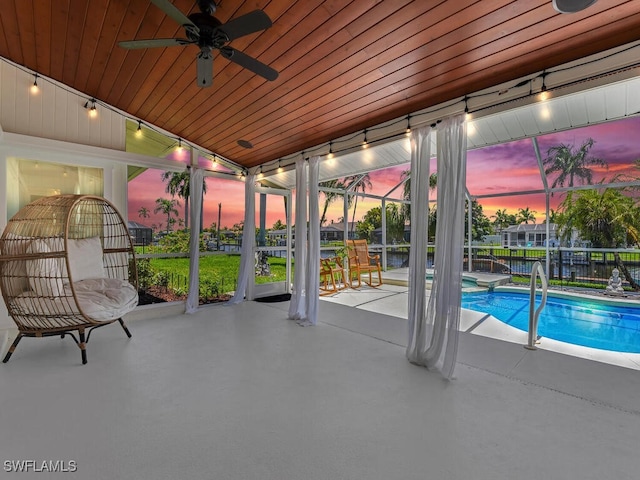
[426,274,478,290]
[461,291,640,353]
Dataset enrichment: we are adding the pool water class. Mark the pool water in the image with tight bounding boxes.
[461,291,640,353]
[426,274,478,290]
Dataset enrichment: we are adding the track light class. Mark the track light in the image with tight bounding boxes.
[135,121,143,138]
[30,74,39,94]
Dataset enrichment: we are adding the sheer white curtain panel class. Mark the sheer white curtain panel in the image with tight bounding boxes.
[227,172,256,305]
[302,156,320,325]
[406,114,467,379]
[406,126,432,362]
[186,167,204,313]
[288,158,308,320]
[288,157,320,325]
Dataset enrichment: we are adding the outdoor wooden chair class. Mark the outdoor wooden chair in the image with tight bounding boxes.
[320,256,348,295]
[348,239,383,288]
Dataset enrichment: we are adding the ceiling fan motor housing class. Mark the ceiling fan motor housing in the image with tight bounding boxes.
[187,13,228,47]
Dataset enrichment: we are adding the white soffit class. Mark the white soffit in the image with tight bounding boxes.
[468,76,640,149]
[265,137,426,190]
[265,74,640,190]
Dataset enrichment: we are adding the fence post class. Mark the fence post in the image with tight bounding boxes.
[558,249,563,283]
[509,248,513,273]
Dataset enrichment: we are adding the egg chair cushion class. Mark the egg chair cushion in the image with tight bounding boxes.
[67,236,106,281]
[72,278,138,321]
[25,239,65,297]
[13,278,138,324]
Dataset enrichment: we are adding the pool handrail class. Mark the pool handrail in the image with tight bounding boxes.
[525,261,548,350]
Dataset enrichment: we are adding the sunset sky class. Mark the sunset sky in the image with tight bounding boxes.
[128,116,640,230]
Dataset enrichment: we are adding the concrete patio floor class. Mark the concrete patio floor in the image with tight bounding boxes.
[1,271,639,479]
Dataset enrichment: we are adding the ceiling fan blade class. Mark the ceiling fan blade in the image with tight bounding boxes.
[219,10,272,41]
[119,38,192,49]
[196,51,213,87]
[220,47,278,81]
[151,0,199,36]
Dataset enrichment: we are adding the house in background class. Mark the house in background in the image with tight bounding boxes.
[127,221,153,246]
[320,222,358,243]
[501,224,583,248]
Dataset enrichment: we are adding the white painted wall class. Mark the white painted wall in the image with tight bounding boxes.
[0,60,125,150]
[0,61,189,332]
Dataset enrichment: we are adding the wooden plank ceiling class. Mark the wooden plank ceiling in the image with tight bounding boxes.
[1,0,639,169]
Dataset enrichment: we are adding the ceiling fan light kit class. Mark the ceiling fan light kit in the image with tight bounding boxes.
[119,0,278,87]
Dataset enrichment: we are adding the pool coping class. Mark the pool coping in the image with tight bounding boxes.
[495,285,640,307]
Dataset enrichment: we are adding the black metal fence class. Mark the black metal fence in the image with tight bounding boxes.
[468,246,640,287]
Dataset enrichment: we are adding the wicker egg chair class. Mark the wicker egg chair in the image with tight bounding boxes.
[0,194,138,364]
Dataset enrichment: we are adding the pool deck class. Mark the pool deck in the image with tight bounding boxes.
[321,268,640,371]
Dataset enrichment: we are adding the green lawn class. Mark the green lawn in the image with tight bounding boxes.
[146,254,290,295]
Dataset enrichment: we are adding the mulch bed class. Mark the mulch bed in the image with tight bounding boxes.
[138,287,231,305]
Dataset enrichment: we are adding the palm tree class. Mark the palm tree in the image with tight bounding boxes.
[345,174,372,231]
[401,170,437,221]
[516,207,537,224]
[543,138,608,190]
[161,171,208,229]
[154,198,180,234]
[491,208,515,235]
[556,188,640,290]
[138,206,150,219]
[319,179,346,226]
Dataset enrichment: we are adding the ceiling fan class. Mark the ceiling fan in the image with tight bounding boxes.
[119,0,278,87]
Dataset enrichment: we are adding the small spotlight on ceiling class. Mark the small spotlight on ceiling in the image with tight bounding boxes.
[552,0,597,13]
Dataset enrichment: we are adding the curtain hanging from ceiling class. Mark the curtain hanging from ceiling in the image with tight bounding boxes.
[185,166,204,314]
[288,156,320,326]
[305,156,320,325]
[406,125,432,363]
[227,171,256,305]
[288,158,307,320]
[407,114,467,379]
